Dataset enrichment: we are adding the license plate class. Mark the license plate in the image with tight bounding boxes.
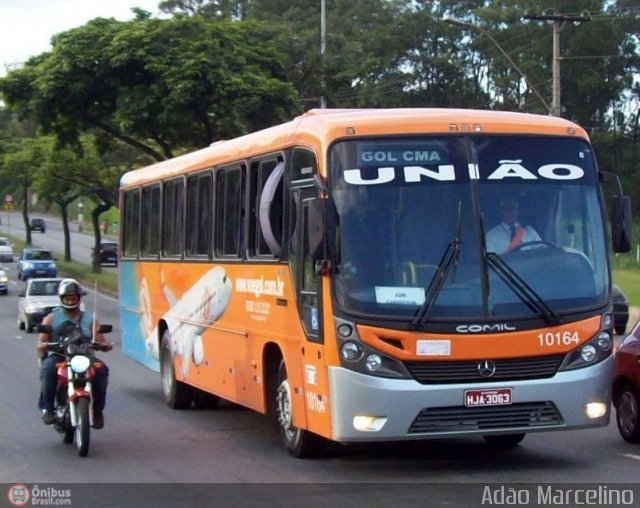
[464,388,512,407]
[36,270,46,274]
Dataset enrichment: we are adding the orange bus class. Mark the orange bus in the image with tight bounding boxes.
[119,109,631,457]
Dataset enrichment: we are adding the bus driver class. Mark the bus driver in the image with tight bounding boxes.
[485,196,541,254]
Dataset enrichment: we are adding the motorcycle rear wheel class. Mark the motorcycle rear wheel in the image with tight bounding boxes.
[75,398,91,457]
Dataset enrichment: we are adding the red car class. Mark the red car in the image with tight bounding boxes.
[613,320,640,442]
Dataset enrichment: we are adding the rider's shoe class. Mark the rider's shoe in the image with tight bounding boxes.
[93,411,104,429]
[42,411,55,425]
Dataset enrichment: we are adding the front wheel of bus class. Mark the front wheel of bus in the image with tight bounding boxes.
[276,360,324,458]
[483,433,526,448]
[160,332,193,409]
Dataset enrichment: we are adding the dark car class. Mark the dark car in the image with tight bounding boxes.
[613,320,640,443]
[17,248,57,280]
[93,240,118,266]
[29,218,46,233]
[613,285,630,336]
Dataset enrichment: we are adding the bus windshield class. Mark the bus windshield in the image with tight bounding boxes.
[330,135,609,323]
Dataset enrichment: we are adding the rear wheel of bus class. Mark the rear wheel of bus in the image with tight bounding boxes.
[276,360,325,458]
[160,332,193,409]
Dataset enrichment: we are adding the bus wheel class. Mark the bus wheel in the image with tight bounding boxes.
[616,383,640,443]
[160,332,193,409]
[276,360,324,458]
[483,433,526,448]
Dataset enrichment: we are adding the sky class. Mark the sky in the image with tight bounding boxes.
[0,0,162,76]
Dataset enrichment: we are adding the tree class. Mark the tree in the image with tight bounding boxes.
[0,136,48,245]
[0,16,301,161]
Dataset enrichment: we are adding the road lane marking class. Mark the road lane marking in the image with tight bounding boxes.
[623,453,640,461]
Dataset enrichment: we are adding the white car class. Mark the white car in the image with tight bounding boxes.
[0,237,14,262]
[0,267,8,295]
[18,278,64,333]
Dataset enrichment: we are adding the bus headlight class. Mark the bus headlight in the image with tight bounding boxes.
[341,341,363,362]
[559,327,613,371]
[584,402,608,419]
[334,318,410,379]
[596,332,612,351]
[365,354,382,372]
[580,345,597,363]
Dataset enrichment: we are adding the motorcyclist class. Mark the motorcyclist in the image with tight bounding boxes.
[37,279,113,429]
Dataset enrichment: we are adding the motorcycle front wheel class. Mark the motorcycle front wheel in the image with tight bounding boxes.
[62,410,74,444]
[75,398,91,457]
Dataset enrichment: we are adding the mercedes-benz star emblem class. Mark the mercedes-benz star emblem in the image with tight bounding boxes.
[478,360,496,377]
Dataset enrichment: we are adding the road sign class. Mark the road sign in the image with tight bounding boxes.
[3,203,13,210]
[4,194,12,203]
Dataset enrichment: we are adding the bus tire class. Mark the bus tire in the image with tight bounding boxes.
[616,382,640,443]
[160,332,193,409]
[276,360,324,458]
[483,433,526,448]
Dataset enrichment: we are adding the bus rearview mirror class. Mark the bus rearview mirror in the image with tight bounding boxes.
[611,195,632,253]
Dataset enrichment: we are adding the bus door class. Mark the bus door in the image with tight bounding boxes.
[289,154,331,436]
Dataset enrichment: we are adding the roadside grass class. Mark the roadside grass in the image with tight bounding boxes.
[5,234,118,295]
[612,268,640,306]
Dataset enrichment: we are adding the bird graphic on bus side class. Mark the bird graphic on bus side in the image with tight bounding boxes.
[141,266,233,377]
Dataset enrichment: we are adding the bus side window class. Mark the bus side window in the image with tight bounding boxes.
[122,189,140,257]
[186,171,213,258]
[140,184,161,258]
[162,178,184,258]
[249,157,284,258]
[214,165,245,258]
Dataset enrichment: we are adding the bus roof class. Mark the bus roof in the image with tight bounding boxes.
[120,108,589,188]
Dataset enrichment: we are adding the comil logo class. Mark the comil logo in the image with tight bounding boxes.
[7,484,30,507]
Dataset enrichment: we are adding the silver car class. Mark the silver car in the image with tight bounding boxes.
[0,237,14,262]
[0,267,8,295]
[18,278,64,333]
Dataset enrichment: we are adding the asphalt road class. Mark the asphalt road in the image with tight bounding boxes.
[0,211,116,272]
[0,215,639,507]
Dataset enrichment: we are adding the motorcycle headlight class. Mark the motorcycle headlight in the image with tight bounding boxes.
[70,355,91,374]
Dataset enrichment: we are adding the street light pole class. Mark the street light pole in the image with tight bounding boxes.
[444,16,551,114]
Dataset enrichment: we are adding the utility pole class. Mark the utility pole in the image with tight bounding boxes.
[524,11,591,117]
[320,0,327,109]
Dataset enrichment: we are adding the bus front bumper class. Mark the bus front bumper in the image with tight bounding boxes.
[328,355,613,443]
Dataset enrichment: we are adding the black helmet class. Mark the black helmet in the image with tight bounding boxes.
[58,279,82,309]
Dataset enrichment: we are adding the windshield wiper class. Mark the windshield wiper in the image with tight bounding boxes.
[486,252,561,326]
[410,202,463,330]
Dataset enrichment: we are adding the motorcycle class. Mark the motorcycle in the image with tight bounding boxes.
[39,322,112,457]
